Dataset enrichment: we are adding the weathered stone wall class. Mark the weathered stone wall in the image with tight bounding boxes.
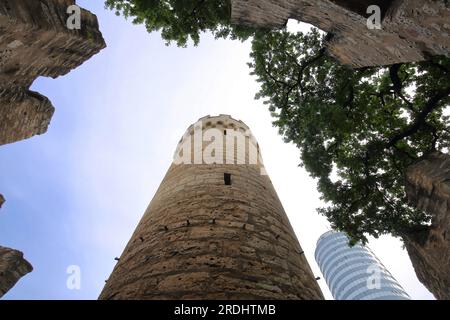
[0,0,106,145]
[0,246,33,298]
[231,0,450,67]
[0,197,33,298]
[99,115,323,300]
[404,152,450,300]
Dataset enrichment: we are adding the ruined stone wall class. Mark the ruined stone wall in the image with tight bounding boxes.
[0,246,32,298]
[0,197,33,298]
[0,1,104,297]
[99,115,323,300]
[231,0,450,67]
[404,152,450,300]
[0,0,106,145]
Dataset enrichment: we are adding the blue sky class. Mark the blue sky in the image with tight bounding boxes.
[0,1,434,299]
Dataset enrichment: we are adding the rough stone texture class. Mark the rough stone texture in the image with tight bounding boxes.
[404,152,450,300]
[231,0,450,67]
[99,115,324,300]
[0,246,33,298]
[0,0,106,146]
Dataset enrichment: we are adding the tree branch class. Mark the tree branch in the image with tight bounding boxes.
[389,64,415,113]
[296,47,326,95]
[387,86,450,148]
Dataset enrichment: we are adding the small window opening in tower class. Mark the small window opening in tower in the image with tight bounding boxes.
[224,129,227,135]
[224,173,231,185]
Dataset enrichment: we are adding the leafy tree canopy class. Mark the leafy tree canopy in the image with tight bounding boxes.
[104,0,257,46]
[249,29,450,243]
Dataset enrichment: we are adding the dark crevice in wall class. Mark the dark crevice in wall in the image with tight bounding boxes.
[330,0,394,19]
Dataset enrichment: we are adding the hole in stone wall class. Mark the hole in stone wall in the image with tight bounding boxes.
[330,0,394,19]
[287,19,318,34]
[224,173,231,185]
[224,130,227,135]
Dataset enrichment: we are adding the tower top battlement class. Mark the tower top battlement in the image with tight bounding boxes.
[174,115,264,169]
[180,114,253,141]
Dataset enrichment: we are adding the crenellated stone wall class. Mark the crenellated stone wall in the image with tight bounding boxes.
[404,152,450,300]
[99,115,324,300]
[231,0,450,67]
[0,0,106,146]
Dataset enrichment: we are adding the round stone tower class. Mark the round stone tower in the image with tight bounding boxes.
[99,115,323,300]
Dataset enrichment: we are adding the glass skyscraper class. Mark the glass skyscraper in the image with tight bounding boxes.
[315,231,410,300]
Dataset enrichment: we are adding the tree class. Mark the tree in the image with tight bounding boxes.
[249,29,450,244]
[104,0,256,46]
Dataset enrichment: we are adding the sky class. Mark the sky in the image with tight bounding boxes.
[0,1,434,300]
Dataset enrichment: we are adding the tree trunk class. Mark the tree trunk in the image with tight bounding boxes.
[403,151,450,300]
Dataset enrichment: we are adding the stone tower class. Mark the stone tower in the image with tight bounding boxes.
[99,115,323,300]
